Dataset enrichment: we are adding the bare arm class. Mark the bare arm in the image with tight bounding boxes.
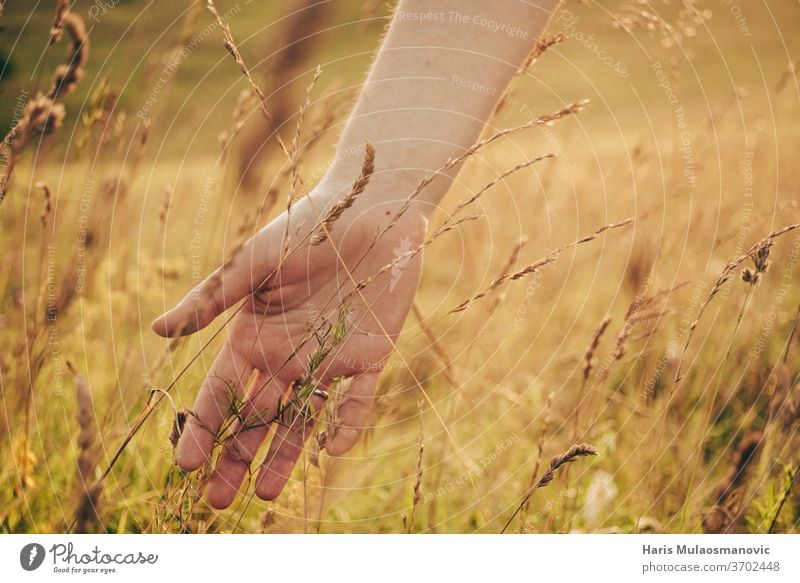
[325,0,559,216]
[154,0,559,509]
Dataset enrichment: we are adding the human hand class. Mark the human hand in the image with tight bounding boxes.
[152,175,426,509]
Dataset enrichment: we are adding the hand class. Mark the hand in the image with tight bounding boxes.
[152,183,425,509]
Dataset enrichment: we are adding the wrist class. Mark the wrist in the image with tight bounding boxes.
[321,156,447,227]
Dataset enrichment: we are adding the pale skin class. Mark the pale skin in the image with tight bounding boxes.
[152,0,559,509]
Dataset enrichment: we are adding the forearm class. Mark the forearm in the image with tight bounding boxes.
[323,0,559,219]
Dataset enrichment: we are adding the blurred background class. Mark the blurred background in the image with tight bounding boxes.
[1,0,799,534]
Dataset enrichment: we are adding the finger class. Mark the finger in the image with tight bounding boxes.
[176,343,253,471]
[152,228,279,338]
[254,389,326,501]
[205,373,286,509]
[325,373,378,456]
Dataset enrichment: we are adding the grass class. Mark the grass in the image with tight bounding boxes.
[1,0,800,534]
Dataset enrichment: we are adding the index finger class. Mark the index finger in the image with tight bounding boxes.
[176,342,253,471]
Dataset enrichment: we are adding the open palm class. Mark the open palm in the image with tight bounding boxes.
[153,191,424,508]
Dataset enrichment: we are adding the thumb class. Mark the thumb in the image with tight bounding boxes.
[152,227,279,338]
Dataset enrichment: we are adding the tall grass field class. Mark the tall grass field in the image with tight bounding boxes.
[1,0,799,534]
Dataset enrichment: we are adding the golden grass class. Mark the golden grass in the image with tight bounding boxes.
[1,0,799,535]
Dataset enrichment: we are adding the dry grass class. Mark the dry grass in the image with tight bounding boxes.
[1,0,799,535]
[311,140,375,245]
[502,443,598,533]
[67,361,103,533]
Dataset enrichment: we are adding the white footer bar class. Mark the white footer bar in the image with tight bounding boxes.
[1,534,798,582]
